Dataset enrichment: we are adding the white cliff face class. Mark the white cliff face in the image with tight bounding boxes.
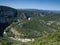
[10,37,35,42]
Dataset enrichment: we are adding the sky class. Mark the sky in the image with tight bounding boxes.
[0,0,60,10]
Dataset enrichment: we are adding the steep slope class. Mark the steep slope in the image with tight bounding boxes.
[0,6,17,36]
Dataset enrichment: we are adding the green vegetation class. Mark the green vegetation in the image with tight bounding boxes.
[4,19,55,38]
[4,16,60,45]
[2,29,60,45]
[0,6,60,45]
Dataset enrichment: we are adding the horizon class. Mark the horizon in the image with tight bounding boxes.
[0,0,60,11]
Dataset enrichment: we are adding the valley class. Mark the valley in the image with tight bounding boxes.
[0,6,60,45]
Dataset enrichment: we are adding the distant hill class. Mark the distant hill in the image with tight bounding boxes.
[17,9,60,21]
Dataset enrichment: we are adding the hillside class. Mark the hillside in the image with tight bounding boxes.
[0,6,60,45]
[4,13,60,38]
[3,12,60,45]
[0,6,17,36]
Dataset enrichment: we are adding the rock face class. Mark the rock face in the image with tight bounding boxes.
[0,6,17,36]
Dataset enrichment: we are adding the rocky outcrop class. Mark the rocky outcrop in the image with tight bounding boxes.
[0,6,17,36]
